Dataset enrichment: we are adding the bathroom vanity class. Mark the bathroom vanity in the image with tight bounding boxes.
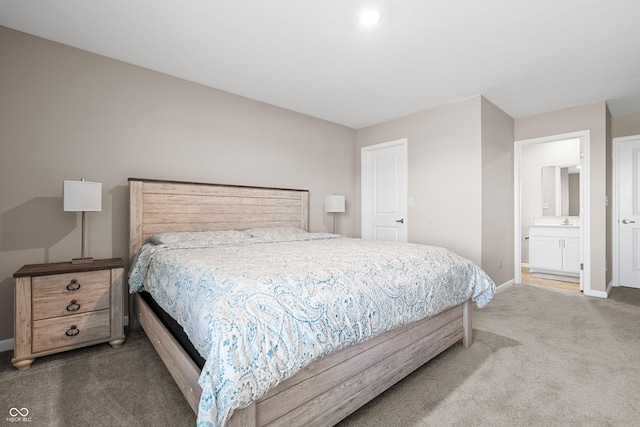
[529,224,580,276]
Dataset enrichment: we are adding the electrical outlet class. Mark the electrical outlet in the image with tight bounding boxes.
[498,257,503,268]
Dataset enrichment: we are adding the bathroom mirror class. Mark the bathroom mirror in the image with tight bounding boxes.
[541,165,580,216]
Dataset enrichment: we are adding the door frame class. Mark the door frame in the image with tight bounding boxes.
[612,134,640,287]
[361,138,408,241]
[514,130,591,295]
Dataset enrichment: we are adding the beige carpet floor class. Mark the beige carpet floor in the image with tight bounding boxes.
[1,284,639,426]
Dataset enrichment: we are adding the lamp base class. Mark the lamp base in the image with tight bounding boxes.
[71,257,94,265]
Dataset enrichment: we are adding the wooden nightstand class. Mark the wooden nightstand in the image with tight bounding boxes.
[12,258,125,370]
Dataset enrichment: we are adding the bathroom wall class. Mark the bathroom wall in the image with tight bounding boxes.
[520,139,581,263]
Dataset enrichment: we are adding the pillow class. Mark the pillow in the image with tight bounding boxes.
[245,227,307,238]
[146,229,250,245]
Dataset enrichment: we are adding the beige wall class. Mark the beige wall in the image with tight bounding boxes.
[0,27,357,341]
[355,96,515,286]
[480,97,515,286]
[611,112,640,138]
[514,102,610,294]
[2,25,636,345]
[355,97,483,265]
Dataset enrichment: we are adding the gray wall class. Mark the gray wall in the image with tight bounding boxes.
[0,27,357,341]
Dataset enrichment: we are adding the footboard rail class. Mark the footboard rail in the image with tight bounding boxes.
[134,293,203,413]
[134,294,471,426]
[229,300,472,427]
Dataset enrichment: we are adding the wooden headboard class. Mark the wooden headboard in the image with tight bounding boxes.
[129,178,309,259]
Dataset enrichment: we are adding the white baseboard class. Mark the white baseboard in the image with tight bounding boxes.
[0,338,14,353]
[586,289,608,298]
[585,281,612,299]
[496,278,515,293]
[585,282,613,298]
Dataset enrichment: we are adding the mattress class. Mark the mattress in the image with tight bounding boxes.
[139,291,206,369]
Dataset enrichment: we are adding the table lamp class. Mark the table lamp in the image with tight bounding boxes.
[325,195,345,234]
[63,179,102,264]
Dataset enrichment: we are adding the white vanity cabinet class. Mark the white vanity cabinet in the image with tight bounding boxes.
[529,226,580,276]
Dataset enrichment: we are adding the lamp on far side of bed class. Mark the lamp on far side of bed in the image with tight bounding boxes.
[325,195,345,234]
[63,179,102,264]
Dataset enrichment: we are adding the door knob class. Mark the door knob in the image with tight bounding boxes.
[622,219,636,224]
[396,219,404,223]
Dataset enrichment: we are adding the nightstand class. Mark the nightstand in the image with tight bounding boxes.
[12,258,125,370]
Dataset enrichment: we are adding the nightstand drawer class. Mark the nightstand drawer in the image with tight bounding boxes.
[32,310,111,353]
[32,271,111,320]
[32,270,110,296]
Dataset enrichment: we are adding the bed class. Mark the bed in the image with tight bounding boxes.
[128,178,495,427]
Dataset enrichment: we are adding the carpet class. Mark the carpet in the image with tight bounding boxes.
[0,330,195,426]
[339,284,640,426]
[1,284,639,426]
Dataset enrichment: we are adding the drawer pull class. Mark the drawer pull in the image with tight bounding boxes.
[66,279,81,291]
[65,325,80,337]
[66,300,81,312]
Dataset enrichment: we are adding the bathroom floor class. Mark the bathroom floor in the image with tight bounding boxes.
[521,267,581,292]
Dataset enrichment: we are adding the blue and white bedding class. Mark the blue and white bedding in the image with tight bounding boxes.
[129,227,495,426]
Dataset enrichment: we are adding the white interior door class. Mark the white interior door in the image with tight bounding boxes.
[617,136,640,288]
[361,139,408,242]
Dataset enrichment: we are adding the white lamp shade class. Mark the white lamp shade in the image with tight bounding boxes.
[63,180,102,212]
[324,195,345,213]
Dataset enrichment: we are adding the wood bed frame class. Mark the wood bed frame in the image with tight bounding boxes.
[129,178,472,426]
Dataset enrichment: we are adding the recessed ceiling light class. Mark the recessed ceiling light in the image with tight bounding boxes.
[358,7,382,26]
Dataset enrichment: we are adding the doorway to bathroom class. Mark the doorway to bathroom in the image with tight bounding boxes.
[514,131,591,295]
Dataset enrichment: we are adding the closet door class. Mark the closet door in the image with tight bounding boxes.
[617,136,640,288]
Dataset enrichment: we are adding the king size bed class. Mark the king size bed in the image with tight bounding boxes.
[127,178,495,427]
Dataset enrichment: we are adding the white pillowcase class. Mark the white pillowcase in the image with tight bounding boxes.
[245,227,307,238]
[146,229,250,245]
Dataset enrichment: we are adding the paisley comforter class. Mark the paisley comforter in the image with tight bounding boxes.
[129,227,495,426]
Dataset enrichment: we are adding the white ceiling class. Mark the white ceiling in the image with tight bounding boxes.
[2,0,640,129]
